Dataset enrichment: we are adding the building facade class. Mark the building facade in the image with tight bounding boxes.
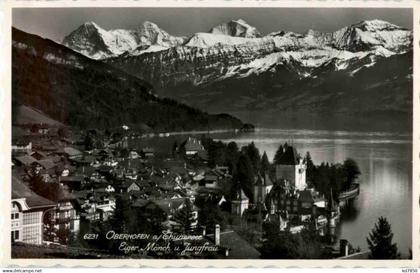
[12,177,56,245]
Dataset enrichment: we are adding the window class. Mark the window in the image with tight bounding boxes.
[11,213,14,220]
[14,213,19,219]
[23,212,40,225]
[11,230,19,242]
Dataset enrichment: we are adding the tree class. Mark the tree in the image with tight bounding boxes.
[27,166,63,202]
[57,127,68,138]
[195,195,226,233]
[304,152,315,186]
[43,210,57,242]
[173,198,195,233]
[367,216,399,259]
[261,152,270,174]
[342,158,361,190]
[172,140,178,157]
[273,144,286,164]
[242,142,261,173]
[235,154,255,201]
[225,141,240,172]
[109,196,130,233]
[260,223,325,259]
[56,226,71,245]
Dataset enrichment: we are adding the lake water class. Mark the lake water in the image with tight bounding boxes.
[215,128,413,255]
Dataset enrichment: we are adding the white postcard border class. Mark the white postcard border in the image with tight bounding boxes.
[1,0,419,268]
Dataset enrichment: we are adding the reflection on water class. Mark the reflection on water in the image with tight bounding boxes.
[215,128,412,254]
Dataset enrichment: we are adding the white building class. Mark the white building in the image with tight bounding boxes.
[11,176,56,245]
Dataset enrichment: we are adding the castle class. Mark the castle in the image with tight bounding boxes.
[275,145,307,191]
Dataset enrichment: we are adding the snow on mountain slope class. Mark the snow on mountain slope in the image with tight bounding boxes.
[67,18,411,87]
[62,21,186,59]
[209,19,262,38]
[184,32,272,48]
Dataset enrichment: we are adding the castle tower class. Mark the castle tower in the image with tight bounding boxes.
[275,146,306,191]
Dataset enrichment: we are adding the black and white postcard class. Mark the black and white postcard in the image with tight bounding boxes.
[1,0,419,268]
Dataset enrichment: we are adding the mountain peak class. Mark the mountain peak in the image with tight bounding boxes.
[84,21,99,27]
[351,19,403,31]
[138,20,165,35]
[232,19,248,25]
[78,21,103,32]
[209,19,261,38]
[142,20,160,29]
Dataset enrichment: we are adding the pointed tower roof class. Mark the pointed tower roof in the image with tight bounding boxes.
[263,172,273,186]
[233,188,249,201]
[276,146,300,165]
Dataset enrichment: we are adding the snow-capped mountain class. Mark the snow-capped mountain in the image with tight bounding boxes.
[99,19,411,84]
[61,19,413,131]
[62,21,187,59]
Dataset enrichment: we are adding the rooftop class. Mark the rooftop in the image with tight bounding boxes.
[276,146,300,165]
[12,176,56,209]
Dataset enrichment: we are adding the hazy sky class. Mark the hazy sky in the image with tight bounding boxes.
[13,8,412,43]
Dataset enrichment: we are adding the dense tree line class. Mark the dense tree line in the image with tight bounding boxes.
[303,153,361,201]
[260,221,328,259]
[201,137,271,202]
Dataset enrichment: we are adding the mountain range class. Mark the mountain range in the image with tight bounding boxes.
[55,19,414,131]
[12,27,248,132]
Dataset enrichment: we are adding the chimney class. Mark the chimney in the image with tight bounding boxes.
[214,224,220,246]
[340,239,349,257]
[202,226,206,236]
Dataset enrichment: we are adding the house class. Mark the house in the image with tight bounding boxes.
[11,176,56,244]
[181,137,205,156]
[128,150,139,159]
[54,190,80,241]
[59,176,84,191]
[253,172,273,204]
[30,150,48,161]
[266,183,328,227]
[97,206,114,221]
[104,184,115,193]
[79,193,115,222]
[13,154,38,167]
[71,155,96,167]
[37,158,57,174]
[133,198,187,223]
[107,137,128,149]
[231,188,249,216]
[127,181,141,193]
[275,146,307,191]
[12,141,32,155]
[63,147,83,160]
[35,124,50,135]
[141,147,155,158]
[208,229,261,259]
[201,174,218,188]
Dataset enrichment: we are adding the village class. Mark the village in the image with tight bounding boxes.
[11,123,362,259]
